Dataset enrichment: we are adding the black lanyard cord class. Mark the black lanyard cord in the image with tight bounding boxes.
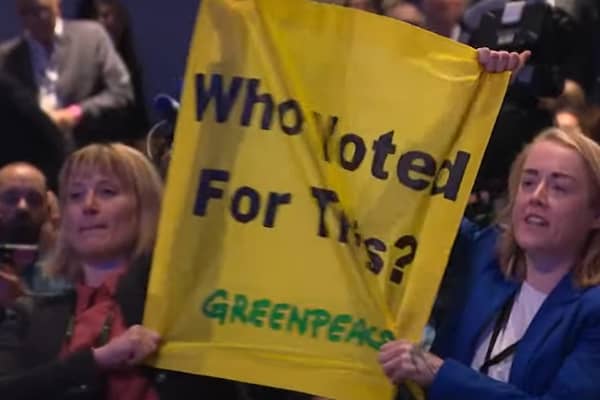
[479,295,519,375]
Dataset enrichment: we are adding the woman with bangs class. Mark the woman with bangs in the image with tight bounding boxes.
[380,128,600,399]
[0,143,255,399]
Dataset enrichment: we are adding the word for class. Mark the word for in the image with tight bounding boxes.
[194,169,291,228]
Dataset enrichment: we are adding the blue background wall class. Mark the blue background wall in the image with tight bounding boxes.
[0,0,201,119]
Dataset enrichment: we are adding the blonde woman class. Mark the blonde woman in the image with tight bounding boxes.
[0,143,249,399]
[381,129,600,399]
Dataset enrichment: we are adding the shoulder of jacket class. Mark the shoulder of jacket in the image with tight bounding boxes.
[0,37,24,55]
[580,286,600,307]
[64,20,107,36]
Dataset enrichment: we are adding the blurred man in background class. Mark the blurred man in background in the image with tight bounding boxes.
[0,0,134,148]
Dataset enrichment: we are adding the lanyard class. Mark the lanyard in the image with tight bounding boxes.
[479,295,519,375]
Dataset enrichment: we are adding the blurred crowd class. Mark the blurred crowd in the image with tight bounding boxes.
[1,1,600,400]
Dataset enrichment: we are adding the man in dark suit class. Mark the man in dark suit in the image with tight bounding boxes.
[0,0,134,147]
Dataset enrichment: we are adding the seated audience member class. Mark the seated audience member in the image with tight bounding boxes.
[385,1,425,27]
[76,0,149,144]
[0,162,65,378]
[554,106,583,133]
[380,128,600,400]
[0,143,304,400]
[0,162,67,303]
[422,0,466,40]
[558,104,600,142]
[0,72,65,190]
[0,0,134,148]
[539,79,587,116]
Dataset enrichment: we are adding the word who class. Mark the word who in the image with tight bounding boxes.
[195,72,472,202]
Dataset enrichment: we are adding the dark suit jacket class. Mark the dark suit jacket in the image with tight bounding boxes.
[0,255,309,400]
[0,72,65,190]
[429,221,600,400]
[0,20,135,147]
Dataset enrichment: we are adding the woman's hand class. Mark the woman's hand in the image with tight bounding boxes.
[379,340,444,387]
[477,47,531,79]
[93,325,161,369]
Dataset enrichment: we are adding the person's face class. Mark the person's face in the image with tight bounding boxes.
[64,170,138,264]
[96,2,124,42]
[0,165,48,244]
[387,3,425,27]
[512,140,600,259]
[16,0,60,45]
[555,111,581,133]
[422,0,465,25]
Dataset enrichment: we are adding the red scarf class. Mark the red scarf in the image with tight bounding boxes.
[61,271,159,400]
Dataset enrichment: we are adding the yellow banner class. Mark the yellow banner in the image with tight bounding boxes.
[143,1,509,399]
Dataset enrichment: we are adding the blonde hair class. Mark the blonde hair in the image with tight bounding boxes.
[47,143,163,280]
[498,128,600,287]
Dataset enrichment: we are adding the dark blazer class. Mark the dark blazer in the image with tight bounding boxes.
[0,256,307,400]
[0,72,65,190]
[428,220,600,400]
[0,20,135,146]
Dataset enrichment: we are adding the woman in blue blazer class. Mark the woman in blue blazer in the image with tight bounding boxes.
[380,127,600,399]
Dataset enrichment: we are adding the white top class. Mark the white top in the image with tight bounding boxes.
[25,18,64,112]
[450,25,462,42]
[471,281,548,382]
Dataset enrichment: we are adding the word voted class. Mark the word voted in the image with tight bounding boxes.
[194,169,418,285]
[195,73,471,201]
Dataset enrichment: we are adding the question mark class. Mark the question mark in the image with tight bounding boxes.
[390,235,418,284]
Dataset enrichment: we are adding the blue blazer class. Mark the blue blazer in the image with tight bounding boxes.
[428,220,600,400]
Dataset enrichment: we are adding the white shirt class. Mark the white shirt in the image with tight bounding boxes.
[25,18,64,112]
[450,24,462,42]
[471,281,548,382]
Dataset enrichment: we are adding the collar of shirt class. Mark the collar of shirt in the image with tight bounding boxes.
[451,24,461,42]
[54,18,64,37]
[75,267,127,313]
